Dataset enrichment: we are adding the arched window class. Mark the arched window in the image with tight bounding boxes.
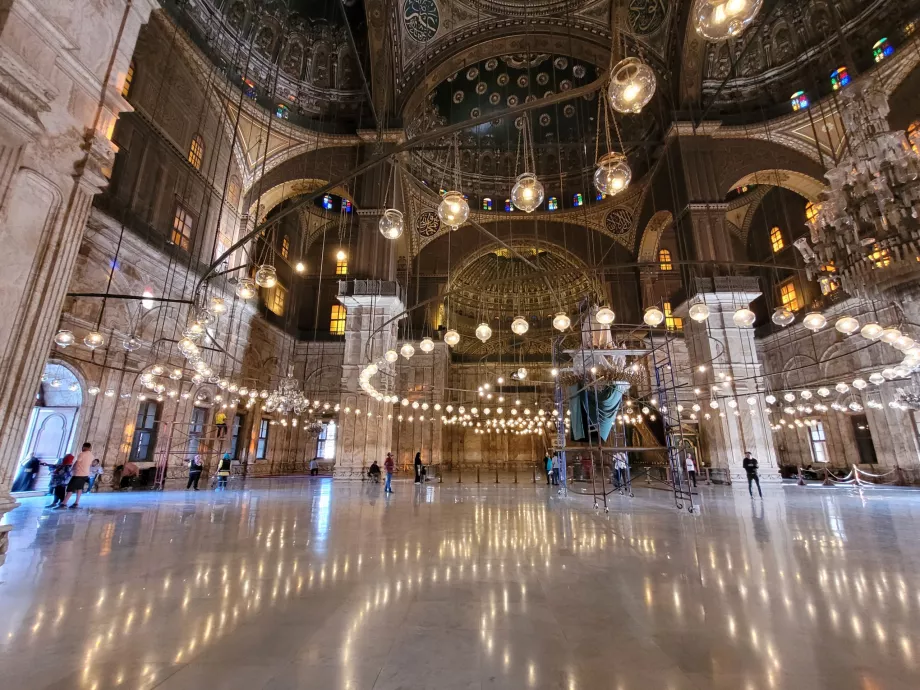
[572,193,584,207]
[658,248,673,271]
[122,61,135,99]
[770,226,784,253]
[779,279,800,311]
[830,67,850,91]
[873,38,894,62]
[322,194,334,210]
[280,235,290,259]
[335,250,348,275]
[504,199,513,212]
[664,302,682,331]
[908,121,920,154]
[188,134,204,170]
[547,197,558,211]
[227,177,241,207]
[330,305,346,335]
[482,198,492,211]
[790,91,809,112]
[804,201,820,224]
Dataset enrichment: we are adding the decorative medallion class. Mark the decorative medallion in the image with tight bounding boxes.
[502,53,549,69]
[416,210,441,237]
[539,113,551,126]
[554,57,568,70]
[517,75,529,88]
[489,92,501,105]
[560,80,572,91]
[466,66,480,80]
[476,81,488,94]
[507,95,519,106]
[470,107,481,118]
[573,65,586,78]
[485,58,499,71]
[447,72,457,82]
[583,91,596,101]
[514,116,525,130]
[563,104,575,117]
[525,94,536,103]
[491,118,503,126]
[604,208,633,235]
[403,0,440,43]
[453,90,465,103]
[627,0,667,36]
[544,90,554,98]
[497,73,510,86]
[537,73,549,85]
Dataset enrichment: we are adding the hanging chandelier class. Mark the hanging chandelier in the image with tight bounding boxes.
[262,366,308,416]
[510,116,544,213]
[692,0,764,41]
[608,57,656,115]
[799,82,920,297]
[438,135,470,229]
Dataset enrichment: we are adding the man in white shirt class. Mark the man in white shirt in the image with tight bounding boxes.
[59,442,94,509]
[686,453,697,488]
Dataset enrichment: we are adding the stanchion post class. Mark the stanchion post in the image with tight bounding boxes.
[458,465,462,483]
[495,465,499,484]
[514,463,518,484]
[476,466,480,484]
[532,463,536,483]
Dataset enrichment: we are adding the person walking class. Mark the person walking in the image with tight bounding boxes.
[551,455,560,486]
[47,455,73,508]
[742,451,762,498]
[384,452,395,493]
[544,454,553,485]
[59,443,94,509]
[216,453,232,490]
[309,458,319,476]
[186,454,203,490]
[686,452,698,488]
[87,459,104,493]
[414,452,423,484]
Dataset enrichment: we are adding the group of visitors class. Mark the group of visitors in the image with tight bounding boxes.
[46,443,100,509]
[543,454,561,485]
[366,451,429,493]
[185,453,233,490]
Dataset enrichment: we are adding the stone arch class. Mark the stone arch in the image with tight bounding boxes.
[311,41,333,88]
[282,38,306,79]
[247,178,353,224]
[727,170,825,203]
[637,210,673,263]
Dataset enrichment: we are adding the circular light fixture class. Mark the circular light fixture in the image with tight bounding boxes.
[835,382,849,393]
[438,191,470,229]
[511,316,529,335]
[53,330,75,348]
[732,307,756,328]
[378,208,405,240]
[384,349,399,363]
[608,57,656,114]
[236,278,257,300]
[880,328,902,344]
[400,343,415,360]
[771,307,795,327]
[87,386,101,395]
[689,303,711,323]
[83,331,105,349]
[802,312,827,332]
[510,173,545,213]
[255,265,278,288]
[444,329,460,347]
[295,261,306,273]
[336,250,347,262]
[593,152,632,196]
[816,387,830,397]
[852,378,868,390]
[895,335,916,351]
[869,372,886,385]
[552,312,571,332]
[419,337,435,353]
[210,297,227,315]
[475,322,493,342]
[643,306,665,327]
[859,322,883,340]
[517,367,527,380]
[596,306,615,325]
[835,315,860,335]
[122,335,142,352]
[693,0,764,41]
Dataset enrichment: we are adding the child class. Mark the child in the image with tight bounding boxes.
[47,455,74,508]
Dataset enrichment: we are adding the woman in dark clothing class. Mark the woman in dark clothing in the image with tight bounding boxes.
[414,452,422,483]
[47,455,74,508]
[11,456,41,492]
[186,454,203,490]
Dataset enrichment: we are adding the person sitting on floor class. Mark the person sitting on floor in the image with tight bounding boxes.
[368,460,381,482]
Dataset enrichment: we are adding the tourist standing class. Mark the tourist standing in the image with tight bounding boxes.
[59,443,94,509]
[686,452,698,488]
[414,452,422,484]
[742,451,762,498]
[551,455,560,485]
[216,453,231,490]
[186,454,203,490]
[544,454,553,485]
[384,452,395,493]
[47,455,73,508]
[309,458,319,476]
[87,459,104,493]
[614,453,628,488]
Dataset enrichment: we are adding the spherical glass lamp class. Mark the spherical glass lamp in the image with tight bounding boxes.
[643,306,665,327]
[852,378,868,390]
[475,322,493,342]
[880,328,902,344]
[400,343,415,360]
[444,329,461,347]
[860,322,883,340]
[593,152,632,196]
[122,335,142,352]
[552,312,571,332]
[608,57,657,114]
[236,278,257,300]
[693,0,764,42]
[378,209,405,240]
[732,307,756,328]
[771,307,794,327]
[53,329,75,348]
[384,349,399,363]
[210,296,227,315]
[184,322,205,340]
[197,309,216,327]
[689,303,711,323]
[895,335,916,351]
[516,367,528,380]
[83,331,105,349]
[510,173,544,213]
[835,315,860,335]
[255,264,278,288]
[596,306,616,325]
[511,316,529,335]
[438,191,469,228]
[869,373,886,385]
[835,382,849,393]
[419,337,435,353]
[802,312,827,332]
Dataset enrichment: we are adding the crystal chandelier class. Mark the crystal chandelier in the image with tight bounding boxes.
[262,366,308,416]
[799,82,920,297]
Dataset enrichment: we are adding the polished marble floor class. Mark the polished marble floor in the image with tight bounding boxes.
[2,478,920,689]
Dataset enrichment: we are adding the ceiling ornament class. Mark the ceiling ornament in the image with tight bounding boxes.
[403,0,440,43]
[604,208,633,235]
[628,0,669,35]
[416,210,442,237]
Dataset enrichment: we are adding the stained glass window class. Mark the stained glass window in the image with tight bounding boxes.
[188,134,204,170]
[805,201,820,224]
[268,284,286,316]
[322,194,334,210]
[330,305,346,335]
[342,199,352,213]
[243,79,257,100]
[281,235,289,259]
[275,103,289,119]
[573,193,584,207]
[908,121,920,154]
[791,91,809,112]
[873,38,894,62]
[482,198,492,211]
[830,67,850,91]
[658,248,673,271]
[547,197,558,211]
[504,199,513,212]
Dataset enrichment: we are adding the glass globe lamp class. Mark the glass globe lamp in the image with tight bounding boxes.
[384,349,399,363]
[835,316,860,335]
[608,57,656,114]
[87,386,100,396]
[869,373,886,385]
[236,278,257,300]
[895,335,916,351]
[860,322,883,340]
[419,337,435,353]
[693,0,764,41]
[197,309,216,327]
[184,322,205,340]
[83,331,105,349]
[210,296,227,315]
[880,328,902,344]
[438,191,469,228]
[444,329,460,347]
[732,307,756,328]
[771,307,794,327]
[400,343,415,360]
[852,378,868,390]
[517,367,527,380]
[122,335,142,352]
[552,312,571,331]
[595,306,615,325]
[593,152,632,196]
[475,322,493,342]
[511,316,529,335]
[510,173,544,213]
[255,264,278,288]
[643,306,664,327]
[689,303,710,323]
[802,312,827,332]
[379,209,404,240]
[53,330,75,348]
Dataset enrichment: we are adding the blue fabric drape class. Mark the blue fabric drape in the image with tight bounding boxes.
[568,385,586,441]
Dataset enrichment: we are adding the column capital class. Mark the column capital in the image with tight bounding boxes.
[336,280,405,311]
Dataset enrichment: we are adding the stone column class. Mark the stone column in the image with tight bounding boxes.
[334,280,404,478]
[676,278,778,482]
[0,0,158,564]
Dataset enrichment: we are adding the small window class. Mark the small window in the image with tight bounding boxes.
[482,197,492,211]
[215,231,231,261]
[129,401,160,462]
[281,235,290,259]
[275,103,289,119]
[791,90,809,112]
[256,419,269,459]
[770,226,784,253]
[572,193,584,207]
[267,283,286,316]
[322,194,334,210]
[188,134,205,170]
[330,304,346,335]
[779,279,800,311]
[872,38,894,63]
[335,257,348,275]
[172,202,194,250]
[830,66,850,91]
[316,420,337,460]
[342,199,352,213]
[547,197,558,211]
[805,201,820,224]
[658,248,673,271]
[808,421,829,464]
[908,121,920,154]
[664,302,682,331]
[504,199,513,212]
[227,177,241,207]
[869,244,891,268]
[122,61,135,99]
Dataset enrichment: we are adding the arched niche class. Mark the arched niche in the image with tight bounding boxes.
[727,169,825,204]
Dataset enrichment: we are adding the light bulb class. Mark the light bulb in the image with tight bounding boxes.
[517,367,527,380]
[444,329,460,347]
[236,278,256,300]
[880,328,902,344]
[552,312,571,331]
[384,349,399,363]
[689,303,710,323]
[53,330,75,348]
[438,191,469,228]
[510,173,544,213]
[595,306,615,325]
[255,264,277,288]
[400,343,415,360]
[210,296,227,314]
[732,307,756,328]
[141,288,155,310]
[693,0,763,40]
[608,57,656,114]
[83,331,105,349]
[511,316,529,335]
[772,307,794,327]
[802,312,827,332]
[378,208,404,240]
[475,322,492,342]
[295,262,306,273]
[122,335,142,352]
[336,250,347,262]
[834,315,860,335]
[419,337,434,353]
[643,306,664,327]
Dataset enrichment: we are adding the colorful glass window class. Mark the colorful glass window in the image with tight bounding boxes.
[908,121,920,154]
[770,226,784,253]
[658,248,673,271]
[779,280,800,311]
[664,302,682,331]
[482,198,492,211]
[830,67,850,91]
[873,38,894,62]
[275,103,289,119]
[547,197,558,211]
[805,201,820,224]
[573,193,584,207]
[243,79,257,100]
[869,244,891,268]
[504,199,513,212]
[330,305,346,335]
[791,91,809,112]
[342,199,352,213]
[172,203,193,250]
[322,194,334,210]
